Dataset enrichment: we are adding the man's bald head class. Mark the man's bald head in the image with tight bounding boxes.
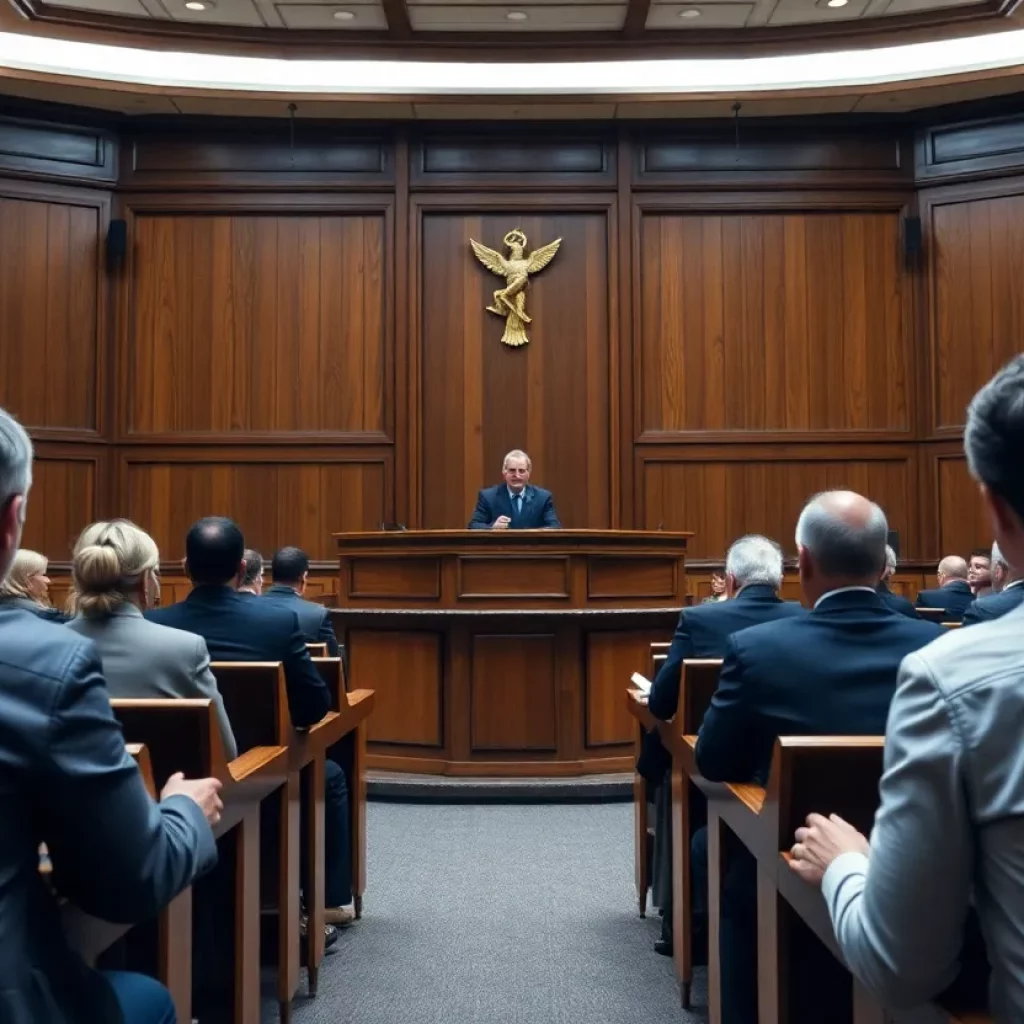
[795,490,888,603]
[937,555,969,585]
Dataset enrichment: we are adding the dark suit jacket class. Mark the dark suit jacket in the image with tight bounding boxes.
[648,584,806,722]
[147,584,331,728]
[915,580,974,622]
[876,582,919,620]
[467,484,560,530]
[962,581,1024,625]
[695,589,944,786]
[0,605,215,1024]
[263,583,340,657]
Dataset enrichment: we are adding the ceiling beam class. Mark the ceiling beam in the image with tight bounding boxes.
[381,0,413,38]
[622,0,652,37]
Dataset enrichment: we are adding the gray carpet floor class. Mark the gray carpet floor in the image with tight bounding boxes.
[263,801,708,1023]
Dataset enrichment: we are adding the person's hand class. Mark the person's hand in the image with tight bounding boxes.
[161,772,224,827]
[788,813,869,887]
[492,516,511,530]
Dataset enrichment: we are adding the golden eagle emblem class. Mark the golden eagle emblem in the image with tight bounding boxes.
[470,229,561,347]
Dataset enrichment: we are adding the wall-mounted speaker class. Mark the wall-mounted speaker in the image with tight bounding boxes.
[106,219,127,272]
[902,216,922,259]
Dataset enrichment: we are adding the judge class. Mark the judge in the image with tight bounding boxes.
[468,450,560,530]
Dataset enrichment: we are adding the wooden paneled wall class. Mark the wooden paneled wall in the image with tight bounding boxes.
[1,112,1022,568]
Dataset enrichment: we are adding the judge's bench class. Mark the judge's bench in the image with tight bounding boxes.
[331,529,690,777]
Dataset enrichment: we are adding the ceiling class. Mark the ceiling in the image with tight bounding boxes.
[4,0,1020,47]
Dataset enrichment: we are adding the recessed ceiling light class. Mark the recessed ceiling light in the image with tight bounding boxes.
[826,0,849,7]
[333,9,355,19]
[184,1,209,9]
[506,10,528,20]
[678,7,701,16]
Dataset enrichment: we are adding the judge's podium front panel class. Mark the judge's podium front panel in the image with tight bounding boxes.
[332,530,690,777]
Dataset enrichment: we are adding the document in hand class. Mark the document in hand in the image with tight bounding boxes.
[630,671,653,695]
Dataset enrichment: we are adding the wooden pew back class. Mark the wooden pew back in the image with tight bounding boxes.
[650,641,670,680]
[679,659,722,733]
[311,657,345,712]
[306,643,328,657]
[126,743,156,799]
[917,607,945,623]
[766,737,885,847]
[111,699,227,789]
[211,662,291,753]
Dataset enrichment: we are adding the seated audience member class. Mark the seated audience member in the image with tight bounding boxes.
[700,572,728,604]
[968,545,994,597]
[789,355,1024,1021]
[649,535,805,722]
[963,540,1024,624]
[147,518,354,926]
[876,545,918,619]
[642,534,804,958]
[915,555,974,621]
[264,546,340,657]
[0,547,67,622]
[66,519,237,759]
[0,407,222,1024]
[236,548,264,596]
[694,491,943,1024]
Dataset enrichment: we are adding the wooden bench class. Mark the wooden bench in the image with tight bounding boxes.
[628,657,721,1007]
[211,662,303,1021]
[917,607,946,623]
[211,661,375,1016]
[667,733,991,1024]
[111,696,287,1024]
[306,642,328,657]
[312,656,370,919]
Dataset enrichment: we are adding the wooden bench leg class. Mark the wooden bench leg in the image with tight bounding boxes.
[235,811,261,1024]
[671,767,692,1008]
[351,721,367,919]
[278,773,301,1024]
[303,758,326,998]
[634,767,649,918]
[158,888,192,1024]
[707,807,725,1024]
[757,865,782,1024]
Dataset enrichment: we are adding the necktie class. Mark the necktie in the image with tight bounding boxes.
[514,494,523,519]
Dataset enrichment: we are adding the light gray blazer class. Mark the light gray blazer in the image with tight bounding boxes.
[66,604,237,760]
[821,601,1024,1021]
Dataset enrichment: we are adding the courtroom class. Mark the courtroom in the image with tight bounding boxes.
[1,7,1023,1023]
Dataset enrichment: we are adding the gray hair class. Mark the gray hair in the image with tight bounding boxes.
[966,355,1024,523]
[725,535,784,590]
[0,408,32,511]
[884,545,897,575]
[502,449,532,471]
[240,549,264,587]
[795,491,888,578]
[991,541,1009,573]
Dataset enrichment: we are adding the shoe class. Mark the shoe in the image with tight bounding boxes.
[300,915,339,949]
[324,904,356,927]
[654,938,674,957]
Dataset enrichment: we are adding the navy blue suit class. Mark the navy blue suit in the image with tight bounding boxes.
[694,589,942,1024]
[648,584,806,722]
[262,583,340,658]
[467,484,560,530]
[875,582,919,619]
[0,605,214,1024]
[696,588,944,787]
[962,581,1024,625]
[915,580,974,623]
[147,584,330,728]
